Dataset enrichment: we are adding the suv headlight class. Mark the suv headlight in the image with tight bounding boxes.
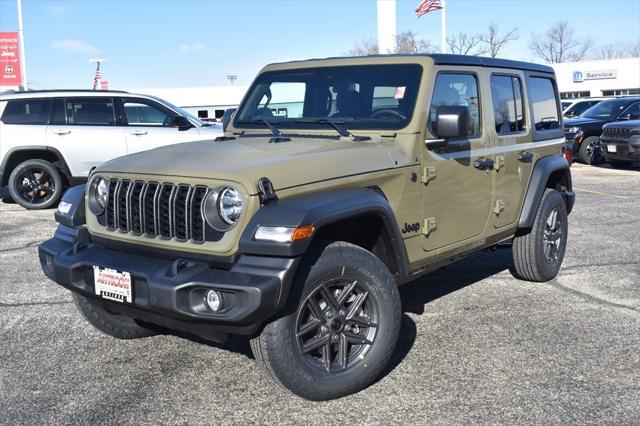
[202,186,243,231]
[88,176,109,215]
[565,126,581,134]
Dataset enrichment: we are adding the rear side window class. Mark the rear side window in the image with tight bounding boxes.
[428,73,481,138]
[1,99,50,125]
[66,97,116,126]
[529,77,560,131]
[490,75,525,135]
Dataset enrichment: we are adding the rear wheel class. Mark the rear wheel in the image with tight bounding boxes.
[578,136,603,165]
[251,242,401,400]
[8,159,64,209]
[512,189,568,282]
[72,293,157,339]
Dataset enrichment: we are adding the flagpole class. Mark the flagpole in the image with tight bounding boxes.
[440,0,446,53]
[16,0,28,90]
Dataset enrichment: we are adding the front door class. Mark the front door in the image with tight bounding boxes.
[421,70,493,252]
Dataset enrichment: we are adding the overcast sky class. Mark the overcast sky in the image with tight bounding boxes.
[0,0,639,89]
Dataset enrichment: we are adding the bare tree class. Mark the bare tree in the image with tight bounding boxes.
[347,38,379,56]
[529,21,591,63]
[447,33,486,56]
[348,31,435,56]
[593,40,640,59]
[482,22,519,58]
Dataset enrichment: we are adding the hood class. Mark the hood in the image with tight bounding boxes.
[96,135,396,194]
[564,117,605,127]
[603,119,640,130]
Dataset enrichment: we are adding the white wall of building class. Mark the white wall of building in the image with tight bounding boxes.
[551,57,640,98]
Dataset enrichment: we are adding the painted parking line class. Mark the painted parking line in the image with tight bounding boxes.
[573,187,631,199]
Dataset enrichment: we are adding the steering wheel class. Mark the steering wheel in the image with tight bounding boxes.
[370,109,406,120]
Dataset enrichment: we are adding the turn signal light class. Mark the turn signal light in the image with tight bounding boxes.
[291,225,314,242]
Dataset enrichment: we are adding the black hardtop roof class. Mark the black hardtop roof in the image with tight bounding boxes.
[271,53,555,74]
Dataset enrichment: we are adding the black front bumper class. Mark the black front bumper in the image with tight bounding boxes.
[600,137,640,163]
[38,225,299,342]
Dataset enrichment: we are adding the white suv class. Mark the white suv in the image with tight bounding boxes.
[0,90,222,209]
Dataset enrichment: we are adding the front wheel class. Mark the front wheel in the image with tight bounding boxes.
[578,136,603,165]
[250,242,401,400]
[511,189,568,282]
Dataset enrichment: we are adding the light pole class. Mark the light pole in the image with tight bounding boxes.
[89,58,106,90]
[227,75,237,85]
[17,0,28,90]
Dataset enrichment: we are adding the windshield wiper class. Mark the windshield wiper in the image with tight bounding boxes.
[295,118,352,137]
[236,119,282,136]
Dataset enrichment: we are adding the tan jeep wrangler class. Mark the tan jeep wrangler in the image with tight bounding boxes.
[39,54,574,400]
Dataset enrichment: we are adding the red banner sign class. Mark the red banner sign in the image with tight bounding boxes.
[0,32,22,88]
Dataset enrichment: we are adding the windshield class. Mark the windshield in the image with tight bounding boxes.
[234,64,423,131]
[561,101,571,110]
[581,99,633,120]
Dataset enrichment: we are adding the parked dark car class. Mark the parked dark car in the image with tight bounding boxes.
[564,96,640,164]
[600,120,640,167]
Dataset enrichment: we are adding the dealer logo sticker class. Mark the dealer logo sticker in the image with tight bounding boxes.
[573,71,583,83]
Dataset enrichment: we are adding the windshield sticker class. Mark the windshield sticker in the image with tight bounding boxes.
[394,86,406,99]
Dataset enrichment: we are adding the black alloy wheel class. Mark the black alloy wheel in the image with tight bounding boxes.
[8,159,64,209]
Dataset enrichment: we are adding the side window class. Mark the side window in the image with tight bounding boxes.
[621,102,640,120]
[529,77,560,131]
[0,99,50,125]
[429,73,481,138]
[122,98,174,126]
[50,98,67,125]
[66,97,115,126]
[490,75,525,135]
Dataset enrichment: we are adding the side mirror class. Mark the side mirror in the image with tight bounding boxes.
[434,105,469,139]
[172,116,194,131]
[222,108,237,132]
[564,111,576,118]
[617,113,631,121]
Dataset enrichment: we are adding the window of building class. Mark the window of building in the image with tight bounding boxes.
[1,99,51,125]
[560,91,590,99]
[429,73,481,138]
[601,88,640,96]
[197,110,208,118]
[490,75,525,135]
[66,98,116,126]
[529,77,560,131]
[215,109,225,119]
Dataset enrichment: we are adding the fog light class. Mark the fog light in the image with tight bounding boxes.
[205,290,223,312]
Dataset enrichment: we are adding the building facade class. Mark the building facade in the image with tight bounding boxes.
[551,57,640,99]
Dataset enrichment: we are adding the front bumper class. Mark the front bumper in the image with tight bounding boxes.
[600,136,640,162]
[38,225,299,341]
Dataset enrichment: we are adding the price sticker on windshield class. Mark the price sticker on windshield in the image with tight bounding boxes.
[394,86,406,99]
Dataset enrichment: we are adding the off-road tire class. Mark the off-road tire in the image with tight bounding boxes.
[250,242,401,401]
[8,159,64,209]
[512,189,568,282]
[72,293,156,339]
[578,136,602,165]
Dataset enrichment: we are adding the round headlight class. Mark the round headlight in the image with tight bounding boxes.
[218,187,243,225]
[202,186,243,231]
[88,176,109,215]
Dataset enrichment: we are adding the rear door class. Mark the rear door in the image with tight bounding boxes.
[46,97,126,177]
[118,97,203,154]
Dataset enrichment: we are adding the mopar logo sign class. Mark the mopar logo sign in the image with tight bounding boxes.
[573,71,583,82]
[573,69,617,83]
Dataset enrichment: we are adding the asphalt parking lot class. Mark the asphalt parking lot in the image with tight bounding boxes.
[0,163,638,424]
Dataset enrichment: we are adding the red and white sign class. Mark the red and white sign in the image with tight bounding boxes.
[0,32,22,88]
[100,80,109,90]
[93,266,133,304]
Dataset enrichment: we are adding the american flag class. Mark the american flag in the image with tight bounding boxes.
[92,69,101,90]
[415,0,443,18]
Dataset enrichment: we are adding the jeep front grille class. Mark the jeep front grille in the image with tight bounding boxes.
[103,179,209,243]
[602,127,630,140]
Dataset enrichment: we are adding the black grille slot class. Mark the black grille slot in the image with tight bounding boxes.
[98,179,211,243]
[142,183,159,237]
[157,183,175,239]
[190,186,208,243]
[106,179,119,230]
[129,181,145,234]
[173,185,192,241]
[117,180,131,232]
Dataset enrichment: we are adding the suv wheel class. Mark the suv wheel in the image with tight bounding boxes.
[578,136,603,165]
[8,159,64,209]
[511,189,568,282]
[250,242,401,400]
[72,293,157,339]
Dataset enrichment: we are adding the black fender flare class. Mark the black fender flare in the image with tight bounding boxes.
[238,187,409,279]
[0,145,75,187]
[518,155,574,229]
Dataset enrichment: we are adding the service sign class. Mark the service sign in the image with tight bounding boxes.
[0,32,22,88]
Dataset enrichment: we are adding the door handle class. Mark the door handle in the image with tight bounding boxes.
[51,129,71,135]
[517,151,534,163]
[129,130,148,136]
[473,158,494,171]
